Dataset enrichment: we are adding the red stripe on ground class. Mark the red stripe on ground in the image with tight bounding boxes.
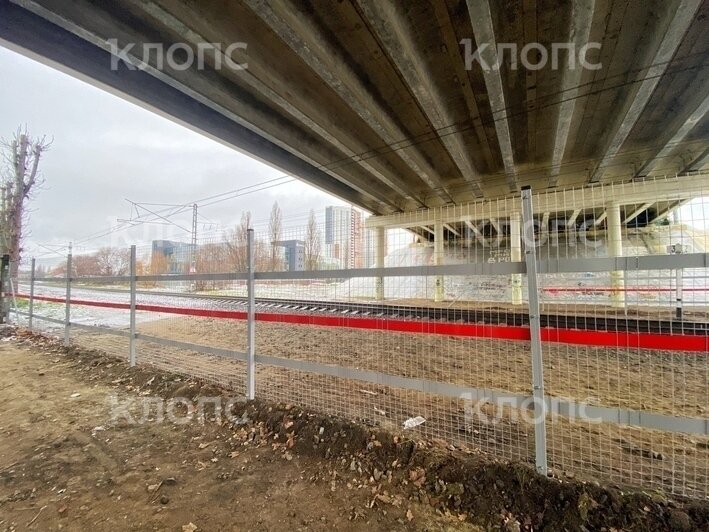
[543,287,708,293]
[17,294,707,352]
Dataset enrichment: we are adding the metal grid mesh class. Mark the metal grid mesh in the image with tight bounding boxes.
[7,175,708,499]
[535,178,709,498]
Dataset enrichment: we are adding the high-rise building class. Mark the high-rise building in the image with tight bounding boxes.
[325,206,364,268]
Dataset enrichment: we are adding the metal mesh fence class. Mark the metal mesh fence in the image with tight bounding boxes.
[6,176,708,499]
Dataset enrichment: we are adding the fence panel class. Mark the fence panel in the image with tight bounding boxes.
[6,177,708,499]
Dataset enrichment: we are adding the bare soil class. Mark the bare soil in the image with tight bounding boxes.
[1,327,708,531]
[0,327,476,532]
[64,315,709,500]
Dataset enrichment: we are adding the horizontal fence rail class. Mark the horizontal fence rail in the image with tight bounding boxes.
[7,180,709,499]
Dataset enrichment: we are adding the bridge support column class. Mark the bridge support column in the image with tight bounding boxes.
[374,227,385,300]
[607,201,625,309]
[434,222,444,302]
[510,212,522,305]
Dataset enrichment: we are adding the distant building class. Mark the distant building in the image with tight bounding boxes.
[273,240,305,271]
[324,206,364,268]
[151,240,195,273]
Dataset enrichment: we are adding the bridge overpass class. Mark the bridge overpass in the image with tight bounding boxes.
[1,0,708,217]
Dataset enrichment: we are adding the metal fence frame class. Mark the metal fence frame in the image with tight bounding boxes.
[6,193,709,489]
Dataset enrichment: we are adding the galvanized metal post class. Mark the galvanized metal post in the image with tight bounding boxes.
[246,228,255,400]
[28,258,36,330]
[129,245,137,367]
[521,186,548,476]
[64,253,72,346]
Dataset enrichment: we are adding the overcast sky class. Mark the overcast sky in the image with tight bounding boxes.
[0,45,351,267]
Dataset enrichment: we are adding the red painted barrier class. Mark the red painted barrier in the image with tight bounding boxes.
[18,293,707,352]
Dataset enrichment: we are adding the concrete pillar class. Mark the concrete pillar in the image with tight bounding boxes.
[434,222,444,302]
[607,201,625,308]
[510,212,522,305]
[374,227,385,300]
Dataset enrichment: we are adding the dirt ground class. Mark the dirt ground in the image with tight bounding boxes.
[59,315,709,500]
[0,328,477,532]
[2,327,708,531]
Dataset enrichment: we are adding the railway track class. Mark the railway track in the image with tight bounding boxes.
[36,284,709,337]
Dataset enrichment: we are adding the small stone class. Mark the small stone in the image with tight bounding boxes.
[162,477,177,485]
[160,495,169,505]
[668,509,692,532]
[505,518,521,532]
[147,484,160,493]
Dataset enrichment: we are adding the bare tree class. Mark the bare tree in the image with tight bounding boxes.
[95,247,131,276]
[73,254,101,277]
[268,201,283,271]
[0,128,51,279]
[226,211,251,272]
[304,209,321,270]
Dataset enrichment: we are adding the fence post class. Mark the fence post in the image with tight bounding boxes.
[28,258,36,330]
[246,228,255,400]
[521,186,548,476]
[64,253,72,346]
[129,245,137,367]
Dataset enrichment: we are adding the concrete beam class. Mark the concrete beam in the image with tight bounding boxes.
[242,0,455,204]
[649,199,692,223]
[366,174,709,228]
[355,0,485,197]
[549,0,596,187]
[464,220,487,247]
[589,0,702,183]
[635,92,709,177]
[567,208,582,228]
[593,211,607,227]
[622,202,654,224]
[465,0,519,192]
[680,146,709,174]
[443,224,461,237]
[129,0,413,210]
[0,0,388,215]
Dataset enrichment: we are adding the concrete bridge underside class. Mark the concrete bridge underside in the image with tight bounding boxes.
[0,0,708,216]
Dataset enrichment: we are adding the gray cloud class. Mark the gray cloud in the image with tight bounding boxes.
[0,46,350,267]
